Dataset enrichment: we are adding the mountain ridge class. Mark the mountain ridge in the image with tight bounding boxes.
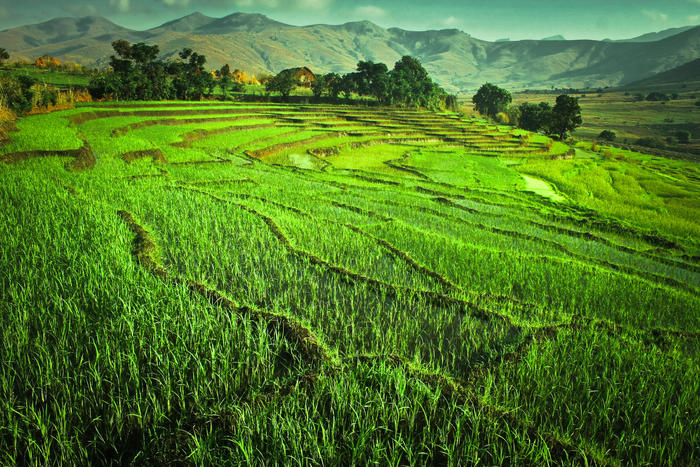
[1,13,698,92]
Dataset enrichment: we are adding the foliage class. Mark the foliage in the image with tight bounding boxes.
[356,61,390,103]
[389,56,446,109]
[547,94,582,140]
[472,83,512,119]
[217,64,232,98]
[170,48,212,100]
[0,48,8,63]
[265,69,298,98]
[518,102,551,132]
[598,130,616,141]
[310,73,327,98]
[0,74,36,114]
[325,73,343,98]
[646,92,669,102]
[635,137,666,149]
[675,130,691,144]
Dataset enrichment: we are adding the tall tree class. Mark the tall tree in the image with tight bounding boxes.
[548,94,582,140]
[311,73,327,98]
[389,56,435,108]
[218,64,232,98]
[356,61,389,103]
[472,83,512,119]
[0,48,9,64]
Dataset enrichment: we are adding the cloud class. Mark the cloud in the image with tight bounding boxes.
[443,16,459,27]
[688,14,700,23]
[641,10,669,22]
[221,0,332,9]
[160,0,190,6]
[354,5,387,19]
[110,0,131,13]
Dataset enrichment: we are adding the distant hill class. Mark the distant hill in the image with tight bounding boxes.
[541,35,566,41]
[624,58,700,87]
[616,26,697,42]
[1,13,699,92]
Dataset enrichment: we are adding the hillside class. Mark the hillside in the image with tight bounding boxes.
[624,58,700,87]
[1,13,699,92]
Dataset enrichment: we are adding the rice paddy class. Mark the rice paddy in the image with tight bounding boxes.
[1,101,698,465]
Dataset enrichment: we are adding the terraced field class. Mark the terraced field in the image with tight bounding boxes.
[1,101,699,465]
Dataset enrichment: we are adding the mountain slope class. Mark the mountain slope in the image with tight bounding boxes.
[624,58,700,87]
[1,14,699,92]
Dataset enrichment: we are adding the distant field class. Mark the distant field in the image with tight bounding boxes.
[1,101,698,464]
[0,65,92,87]
[511,90,700,156]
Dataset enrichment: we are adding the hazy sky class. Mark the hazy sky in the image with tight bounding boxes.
[0,0,698,41]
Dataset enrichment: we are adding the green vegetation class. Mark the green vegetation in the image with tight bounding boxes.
[511,90,700,157]
[1,101,698,464]
[472,84,582,140]
[269,56,453,109]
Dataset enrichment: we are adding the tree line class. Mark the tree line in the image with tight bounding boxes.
[267,56,457,110]
[86,40,457,110]
[471,82,582,140]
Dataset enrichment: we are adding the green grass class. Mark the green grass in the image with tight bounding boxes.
[1,100,698,465]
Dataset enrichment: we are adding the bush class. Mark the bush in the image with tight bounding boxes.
[646,92,669,102]
[495,111,510,124]
[695,101,700,107]
[675,130,691,144]
[635,137,666,149]
[598,130,616,142]
[39,89,58,107]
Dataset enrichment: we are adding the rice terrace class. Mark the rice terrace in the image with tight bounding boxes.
[1,2,700,466]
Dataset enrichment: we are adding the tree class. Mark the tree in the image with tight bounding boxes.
[265,69,298,98]
[218,64,232,98]
[107,40,169,100]
[339,73,359,99]
[547,94,582,140]
[389,56,437,108]
[598,130,616,142]
[311,73,327,98]
[472,83,512,119]
[356,60,390,103]
[326,73,342,98]
[518,102,551,132]
[0,48,9,64]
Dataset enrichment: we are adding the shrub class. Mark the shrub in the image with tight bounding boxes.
[598,130,616,142]
[675,130,691,144]
[646,92,669,102]
[635,137,666,149]
[39,89,58,107]
[495,111,510,124]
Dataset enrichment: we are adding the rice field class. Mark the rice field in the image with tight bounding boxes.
[1,101,698,465]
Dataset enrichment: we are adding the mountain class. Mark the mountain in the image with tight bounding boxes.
[541,35,566,41]
[624,58,700,87]
[1,14,699,92]
[618,26,697,42]
[149,12,216,33]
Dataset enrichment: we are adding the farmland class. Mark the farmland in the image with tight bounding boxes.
[1,101,699,465]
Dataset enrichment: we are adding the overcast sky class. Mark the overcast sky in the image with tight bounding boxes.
[0,0,698,41]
